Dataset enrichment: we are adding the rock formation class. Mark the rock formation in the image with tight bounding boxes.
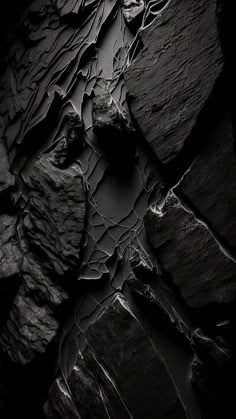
[0,0,235,418]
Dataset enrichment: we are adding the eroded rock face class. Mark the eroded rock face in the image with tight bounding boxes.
[125,0,223,164]
[23,152,86,277]
[0,215,22,281]
[0,140,15,199]
[0,214,23,329]
[0,144,87,364]
[144,193,236,310]
[0,273,68,364]
[45,295,187,419]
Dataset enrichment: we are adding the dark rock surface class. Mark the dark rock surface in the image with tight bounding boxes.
[0,141,15,199]
[130,248,157,283]
[125,0,223,164]
[22,151,86,277]
[0,250,69,364]
[52,112,85,169]
[92,92,134,137]
[190,327,232,415]
[0,147,87,364]
[0,0,235,418]
[92,92,136,169]
[0,214,23,329]
[144,193,236,310]
[128,275,192,343]
[0,215,22,281]
[45,295,187,419]
[178,103,236,253]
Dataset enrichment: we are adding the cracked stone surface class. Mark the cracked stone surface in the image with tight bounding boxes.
[0,0,235,418]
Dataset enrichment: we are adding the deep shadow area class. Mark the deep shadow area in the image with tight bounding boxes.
[0,0,33,72]
[0,343,57,419]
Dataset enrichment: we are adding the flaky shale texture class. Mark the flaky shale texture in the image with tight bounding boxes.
[0,0,235,418]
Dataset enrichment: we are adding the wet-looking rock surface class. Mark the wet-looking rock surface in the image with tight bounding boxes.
[0,0,235,418]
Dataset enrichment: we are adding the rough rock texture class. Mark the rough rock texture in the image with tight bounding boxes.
[125,0,223,164]
[0,0,235,418]
[178,103,236,253]
[0,271,68,364]
[0,214,23,329]
[144,193,236,309]
[0,141,15,198]
[23,151,86,277]
[0,147,86,364]
[45,295,187,419]
[0,215,22,281]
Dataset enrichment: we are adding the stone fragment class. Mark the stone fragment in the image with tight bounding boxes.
[178,105,236,252]
[45,295,187,419]
[92,92,133,137]
[144,193,236,309]
[125,0,223,164]
[121,0,145,24]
